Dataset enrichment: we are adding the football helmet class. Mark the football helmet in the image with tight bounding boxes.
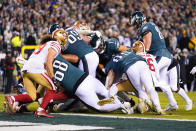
[130,11,146,28]
[48,24,62,34]
[52,29,69,51]
[132,41,146,53]
[73,21,90,30]
[90,34,105,54]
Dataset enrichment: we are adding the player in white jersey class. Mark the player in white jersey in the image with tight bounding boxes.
[5,29,69,117]
[132,41,193,111]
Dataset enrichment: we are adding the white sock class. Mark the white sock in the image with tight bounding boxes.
[148,88,161,110]
[109,85,118,97]
[160,85,177,106]
[177,88,192,104]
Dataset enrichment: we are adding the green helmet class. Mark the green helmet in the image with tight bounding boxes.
[48,24,62,34]
[130,11,146,28]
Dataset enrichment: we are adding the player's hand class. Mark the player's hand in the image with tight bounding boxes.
[52,77,61,88]
[190,66,196,75]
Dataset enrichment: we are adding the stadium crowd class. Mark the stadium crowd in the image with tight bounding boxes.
[0,0,196,94]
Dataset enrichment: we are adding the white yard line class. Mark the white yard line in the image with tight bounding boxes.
[58,113,196,122]
[0,121,113,131]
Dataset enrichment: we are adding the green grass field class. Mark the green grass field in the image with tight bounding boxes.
[0,92,196,131]
[1,92,196,120]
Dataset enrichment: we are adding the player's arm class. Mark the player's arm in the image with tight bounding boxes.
[118,45,130,52]
[60,54,79,63]
[46,48,57,79]
[143,32,152,52]
[105,69,115,89]
[80,34,91,44]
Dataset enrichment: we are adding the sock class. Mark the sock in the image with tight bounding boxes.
[160,85,177,106]
[177,88,192,104]
[40,90,56,109]
[109,85,118,97]
[53,90,68,101]
[148,88,161,110]
[13,94,33,103]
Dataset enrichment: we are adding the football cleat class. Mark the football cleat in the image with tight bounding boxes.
[156,109,166,115]
[164,104,178,111]
[35,109,54,117]
[5,96,16,114]
[97,97,114,106]
[137,98,149,114]
[121,102,134,114]
[186,101,193,111]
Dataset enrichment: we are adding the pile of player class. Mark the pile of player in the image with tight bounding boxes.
[4,11,193,117]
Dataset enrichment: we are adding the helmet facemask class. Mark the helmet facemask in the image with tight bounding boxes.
[52,29,69,51]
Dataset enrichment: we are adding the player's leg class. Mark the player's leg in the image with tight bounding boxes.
[157,57,178,110]
[78,52,99,78]
[75,76,122,112]
[84,51,99,77]
[22,72,37,101]
[25,72,58,117]
[125,62,150,103]
[90,76,109,98]
[169,66,193,110]
[138,61,163,112]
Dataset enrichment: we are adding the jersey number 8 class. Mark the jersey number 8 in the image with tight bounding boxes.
[53,60,68,81]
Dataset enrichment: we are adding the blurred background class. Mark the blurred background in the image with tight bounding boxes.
[0,0,195,94]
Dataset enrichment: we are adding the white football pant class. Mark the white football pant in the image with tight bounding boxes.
[157,56,177,106]
[78,51,99,77]
[126,61,162,110]
[75,75,121,112]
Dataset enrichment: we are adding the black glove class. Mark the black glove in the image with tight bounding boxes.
[129,98,135,107]
[52,77,61,88]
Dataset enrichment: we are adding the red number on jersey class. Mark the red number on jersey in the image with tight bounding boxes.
[146,58,155,72]
[33,44,47,55]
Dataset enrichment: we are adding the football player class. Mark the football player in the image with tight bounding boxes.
[40,54,133,115]
[90,37,136,105]
[4,34,79,116]
[5,29,69,117]
[72,21,102,44]
[104,49,164,114]
[130,11,193,111]
[49,24,99,78]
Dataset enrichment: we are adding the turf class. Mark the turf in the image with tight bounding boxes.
[1,92,196,120]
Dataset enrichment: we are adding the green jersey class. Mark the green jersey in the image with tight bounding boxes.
[62,28,93,58]
[139,22,172,59]
[105,49,145,74]
[53,55,87,96]
[99,38,120,66]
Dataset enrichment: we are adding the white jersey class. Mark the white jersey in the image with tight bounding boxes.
[22,41,61,73]
[137,52,160,87]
